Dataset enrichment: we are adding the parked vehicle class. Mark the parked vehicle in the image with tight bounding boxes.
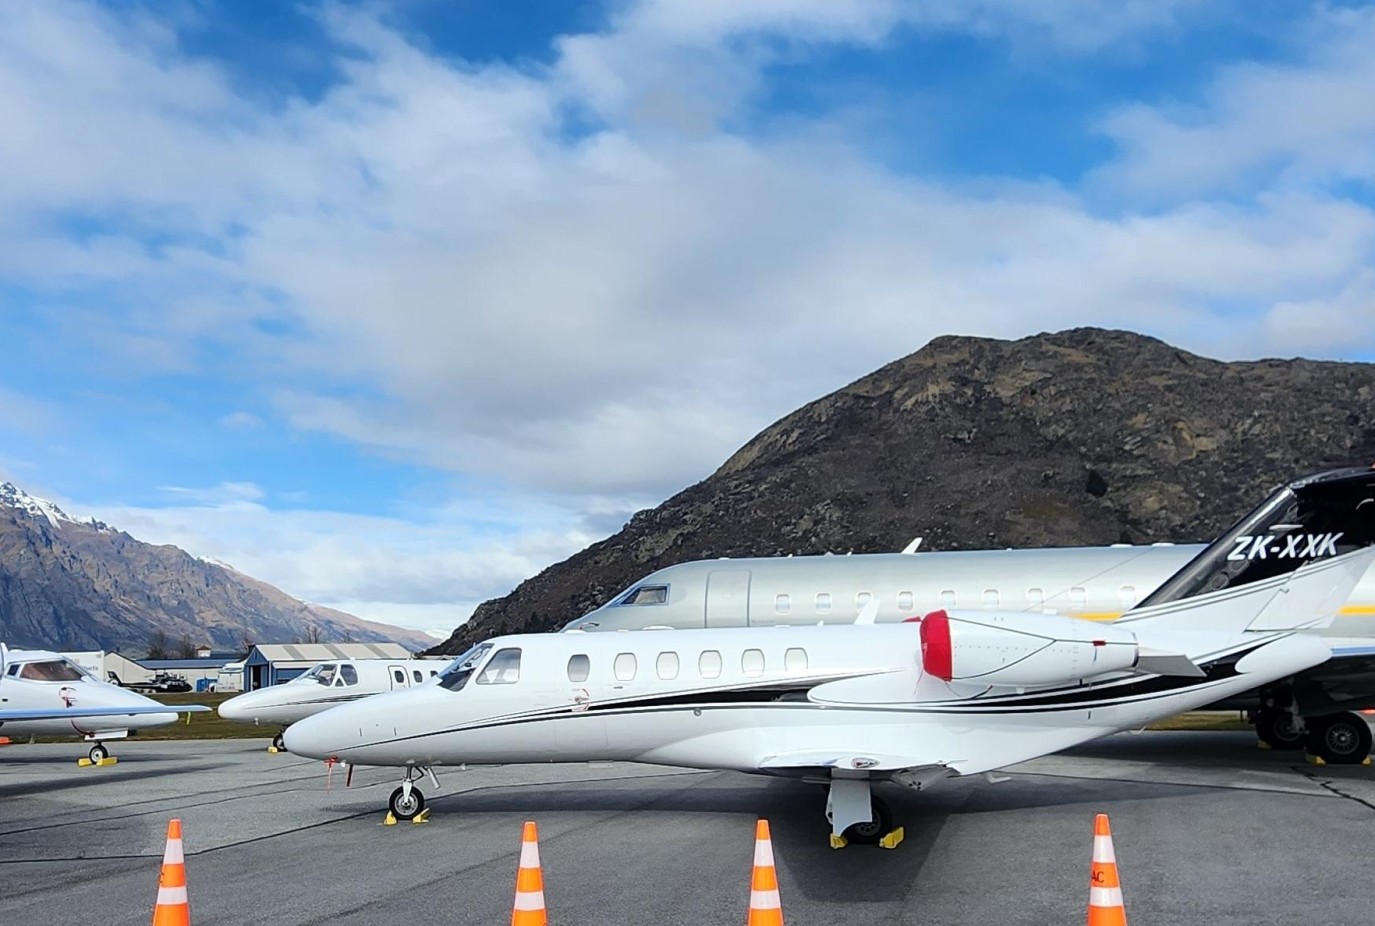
[112,671,193,693]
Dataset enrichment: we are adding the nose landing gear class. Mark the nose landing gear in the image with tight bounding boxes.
[384,765,438,823]
[77,741,117,767]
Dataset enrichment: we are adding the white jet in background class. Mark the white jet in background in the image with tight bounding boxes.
[286,468,1375,844]
[218,659,444,751]
[0,645,210,763]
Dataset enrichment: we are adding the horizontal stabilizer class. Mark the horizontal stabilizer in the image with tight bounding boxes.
[1133,649,1205,678]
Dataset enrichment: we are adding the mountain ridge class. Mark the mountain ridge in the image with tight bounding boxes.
[0,482,433,653]
[429,327,1375,653]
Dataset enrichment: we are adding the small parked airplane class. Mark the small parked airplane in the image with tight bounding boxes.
[217,659,444,751]
[0,645,210,762]
[285,467,1375,844]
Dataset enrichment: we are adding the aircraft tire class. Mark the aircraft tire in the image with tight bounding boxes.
[841,795,893,846]
[1254,709,1305,751]
[271,732,288,752]
[1305,712,1374,765]
[88,744,108,763]
[389,786,425,821]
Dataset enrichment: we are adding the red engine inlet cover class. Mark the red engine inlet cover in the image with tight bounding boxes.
[919,609,953,681]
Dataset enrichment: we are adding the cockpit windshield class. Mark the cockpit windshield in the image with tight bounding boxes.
[298,663,339,686]
[17,659,87,682]
[617,584,668,606]
[438,643,493,692]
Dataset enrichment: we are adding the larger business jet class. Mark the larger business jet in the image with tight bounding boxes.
[286,467,1375,845]
[564,526,1375,763]
[0,645,210,762]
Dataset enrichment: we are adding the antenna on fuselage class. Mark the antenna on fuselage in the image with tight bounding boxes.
[900,537,923,554]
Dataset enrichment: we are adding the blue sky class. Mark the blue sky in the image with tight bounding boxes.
[2,0,1374,635]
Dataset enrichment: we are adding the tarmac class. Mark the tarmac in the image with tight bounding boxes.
[1,731,1374,925]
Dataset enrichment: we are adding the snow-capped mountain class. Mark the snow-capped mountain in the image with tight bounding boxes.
[0,481,432,652]
[0,482,110,531]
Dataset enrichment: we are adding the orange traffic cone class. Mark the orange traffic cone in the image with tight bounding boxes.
[511,821,547,926]
[151,818,190,926]
[1087,813,1126,926]
[747,819,784,926]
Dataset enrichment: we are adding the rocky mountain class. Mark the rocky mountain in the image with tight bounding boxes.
[431,327,1375,654]
[0,483,432,653]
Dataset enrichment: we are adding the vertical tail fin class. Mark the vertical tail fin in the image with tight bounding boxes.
[1120,466,1375,632]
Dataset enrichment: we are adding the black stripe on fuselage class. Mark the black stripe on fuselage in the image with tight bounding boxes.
[344,640,1272,751]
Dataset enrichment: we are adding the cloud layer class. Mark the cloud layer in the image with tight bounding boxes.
[3,1,1374,630]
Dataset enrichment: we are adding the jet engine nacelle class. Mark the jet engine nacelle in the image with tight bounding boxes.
[918,609,1138,687]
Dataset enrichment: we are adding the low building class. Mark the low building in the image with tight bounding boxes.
[240,642,414,690]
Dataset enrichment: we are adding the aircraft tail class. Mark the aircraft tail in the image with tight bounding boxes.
[1118,466,1375,634]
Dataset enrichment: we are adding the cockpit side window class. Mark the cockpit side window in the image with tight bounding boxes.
[19,660,84,682]
[618,585,668,606]
[476,648,522,685]
[438,643,493,692]
[340,664,359,686]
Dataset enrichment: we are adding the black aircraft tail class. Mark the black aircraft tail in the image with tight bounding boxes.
[1117,466,1375,631]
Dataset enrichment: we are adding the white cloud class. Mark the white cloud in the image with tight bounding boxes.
[77,493,597,633]
[218,411,265,429]
[3,1,1375,630]
[1265,267,1375,354]
[1096,5,1375,198]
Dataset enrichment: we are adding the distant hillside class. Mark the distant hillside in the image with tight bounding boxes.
[431,327,1375,653]
[0,483,432,653]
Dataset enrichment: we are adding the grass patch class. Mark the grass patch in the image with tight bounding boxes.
[1146,711,1251,732]
[29,691,275,742]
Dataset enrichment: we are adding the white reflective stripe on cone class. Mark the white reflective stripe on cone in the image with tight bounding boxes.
[513,892,546,911]
[519,843,541,867]
[1092,836,1116,862]
[1089,886,1124,907]
[162,840,184,865]
[156,886,189,905]
[750,889,781,909]
[753,843,775,866]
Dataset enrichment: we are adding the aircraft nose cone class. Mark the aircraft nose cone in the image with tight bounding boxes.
[282,709,346,759]
[216,690,260,722]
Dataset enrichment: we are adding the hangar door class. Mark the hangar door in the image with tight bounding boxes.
[705,570,751,628]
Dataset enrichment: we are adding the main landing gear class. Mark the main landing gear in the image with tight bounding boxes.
[386,766,438,823]
[1305,712,1374,766]
[826,776,902,849]
[269,732,288,753]
[1254,705,1374,765]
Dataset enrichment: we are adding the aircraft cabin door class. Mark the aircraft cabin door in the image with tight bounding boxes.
[388,666,409,690]
[705,570,751,628]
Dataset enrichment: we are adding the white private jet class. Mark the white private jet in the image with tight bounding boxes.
[562,507,1375,763]
[285,468,1375,844]
[0,645,210,763]
[218,659,444,750]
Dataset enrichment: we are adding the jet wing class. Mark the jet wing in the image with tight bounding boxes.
[0,705,211,722]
